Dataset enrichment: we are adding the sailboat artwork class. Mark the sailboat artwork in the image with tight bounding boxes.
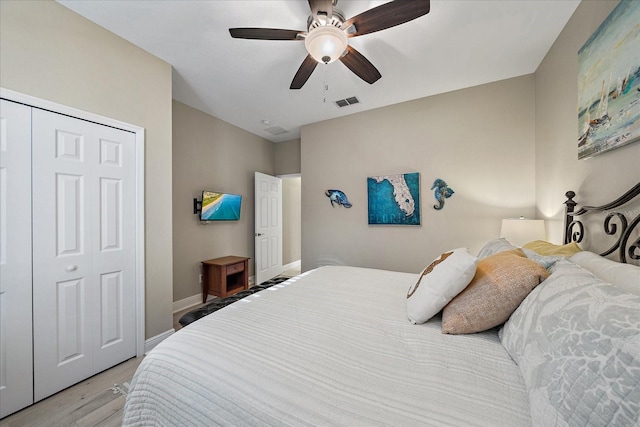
[577,0,640,160]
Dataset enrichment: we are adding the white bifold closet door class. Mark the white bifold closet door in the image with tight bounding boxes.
[0,100,34,418]
[32,108,136,402]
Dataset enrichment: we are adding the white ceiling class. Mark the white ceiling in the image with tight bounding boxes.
[58,0,580,143]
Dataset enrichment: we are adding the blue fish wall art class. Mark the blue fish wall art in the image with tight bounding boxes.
[431,179,454,210]
[325,190,352,208]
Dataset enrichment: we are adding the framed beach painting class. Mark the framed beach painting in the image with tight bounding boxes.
[577,0,640,160]
[367,172,420,225]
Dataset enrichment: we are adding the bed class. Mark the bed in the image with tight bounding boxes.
[123,184,640,427]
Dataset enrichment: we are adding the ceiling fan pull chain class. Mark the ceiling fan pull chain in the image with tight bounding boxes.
[323,63,328,103]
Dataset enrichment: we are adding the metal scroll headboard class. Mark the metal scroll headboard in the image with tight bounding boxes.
[564,182,640,264]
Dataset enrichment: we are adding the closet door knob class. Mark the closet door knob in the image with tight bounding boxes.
[66,265,77,272]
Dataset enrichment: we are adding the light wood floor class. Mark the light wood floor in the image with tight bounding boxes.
[0,357,142,427]
[2,269,301,426]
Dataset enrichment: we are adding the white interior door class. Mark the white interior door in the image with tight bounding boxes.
[32,108,136,402]
[255,172,282,285]
[0,100,34,418]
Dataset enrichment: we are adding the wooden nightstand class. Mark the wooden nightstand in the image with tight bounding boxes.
[201,256,250,302]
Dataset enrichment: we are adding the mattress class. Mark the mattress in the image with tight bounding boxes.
[123,266,531,426]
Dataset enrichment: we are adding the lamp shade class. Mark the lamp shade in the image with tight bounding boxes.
[500,217,546,247]
[305,26,348,64]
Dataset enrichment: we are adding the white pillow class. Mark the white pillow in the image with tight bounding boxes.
[570,251,640,296]
[406,248,477,324]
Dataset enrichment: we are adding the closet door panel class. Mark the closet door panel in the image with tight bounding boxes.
[32,108,136,402]
[32,109,94,402]
[92,125,136,373]
[0,100,34,418]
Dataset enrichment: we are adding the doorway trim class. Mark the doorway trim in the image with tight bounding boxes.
[0,87,146,358]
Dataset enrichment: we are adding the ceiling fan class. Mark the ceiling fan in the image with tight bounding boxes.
[229,0,431,89]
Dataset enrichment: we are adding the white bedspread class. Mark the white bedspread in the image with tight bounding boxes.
[123,266,531,426]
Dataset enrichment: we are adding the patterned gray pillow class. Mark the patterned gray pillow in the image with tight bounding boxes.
[500,259,640,427]
[477,238,517,259]
[522,247,564,270]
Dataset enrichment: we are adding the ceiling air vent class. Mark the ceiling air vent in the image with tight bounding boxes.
[335,96,360,108]
[265,126,289,136]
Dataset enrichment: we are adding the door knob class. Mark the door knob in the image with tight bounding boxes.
[66,265,77,272]
[255,233,263,237]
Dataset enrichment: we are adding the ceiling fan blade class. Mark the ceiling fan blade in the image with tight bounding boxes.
[343,0,430,37]
[290,55,319,89]
[339,46,381,84]
[309,0,333,22]
[229,28,304,40]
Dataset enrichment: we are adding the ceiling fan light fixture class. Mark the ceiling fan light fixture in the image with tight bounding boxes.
[230,1,431,89]
[304,25,348,64]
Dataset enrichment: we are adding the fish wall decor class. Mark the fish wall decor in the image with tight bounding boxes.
[431,179,454,210]
[325,190,352,208]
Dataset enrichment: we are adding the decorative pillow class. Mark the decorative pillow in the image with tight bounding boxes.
[500,259,640,426]
[406,248,477,324]
[477,237,517,259]
[442,248,549,334]
[522,239,581,256]
[521,248,563,270]
[570,251,640,296]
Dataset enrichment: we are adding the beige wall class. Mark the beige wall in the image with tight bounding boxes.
[301,75,537,273]
[535,0,640,244]
[282,177,302,265]
[275,138,301,175]
[0,0,173,338]
[172,100,275,302]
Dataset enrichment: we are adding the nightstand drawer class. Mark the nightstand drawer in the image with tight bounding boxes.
[226,262,245,275]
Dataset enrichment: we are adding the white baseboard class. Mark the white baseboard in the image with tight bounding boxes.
[145,329,174,354]
[173,293,207,314]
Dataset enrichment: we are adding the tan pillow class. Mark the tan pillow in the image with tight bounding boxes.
[442,248,550,334]
[522,240,581,257]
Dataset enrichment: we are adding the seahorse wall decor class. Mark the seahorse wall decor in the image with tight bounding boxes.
[431,179,454,210]
[325,189,352,208]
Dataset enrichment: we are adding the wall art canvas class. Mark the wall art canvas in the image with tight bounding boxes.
[578,0,640,160]
[367,172,420,225]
